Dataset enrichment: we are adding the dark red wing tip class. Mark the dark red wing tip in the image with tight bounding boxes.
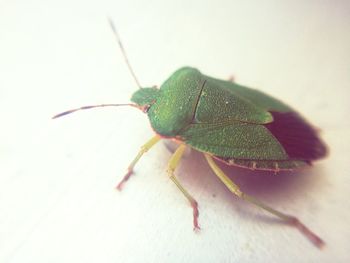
[265,111,328,161]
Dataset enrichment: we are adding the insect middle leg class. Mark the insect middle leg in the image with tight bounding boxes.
[116,135,161,190]
[167,144,200,230]
[204,153,325,248]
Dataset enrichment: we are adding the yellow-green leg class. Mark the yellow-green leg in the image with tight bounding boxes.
[167,144,200,230]
[116,135,161,190]
[204,153,325,249]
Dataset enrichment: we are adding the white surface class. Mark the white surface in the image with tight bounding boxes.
[1,0,350,262]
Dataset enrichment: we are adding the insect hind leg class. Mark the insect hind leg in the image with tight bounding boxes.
[204,153,325,249]
[116,135,161,190]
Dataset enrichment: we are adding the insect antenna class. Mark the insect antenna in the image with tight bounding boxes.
[108,18,142,89]
[52,103,139,119]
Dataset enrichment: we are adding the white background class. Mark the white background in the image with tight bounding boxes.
[1,0,350,262]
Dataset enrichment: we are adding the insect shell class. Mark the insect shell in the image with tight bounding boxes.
[133,66,327,171]
[53,41,327,248]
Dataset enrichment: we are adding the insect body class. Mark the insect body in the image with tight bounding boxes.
[132,67,326,171]
[53,22,327,249]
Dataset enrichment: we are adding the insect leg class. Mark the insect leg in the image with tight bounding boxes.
[204,153,325,249]
[116,135,161,190]
[167,144,200,230]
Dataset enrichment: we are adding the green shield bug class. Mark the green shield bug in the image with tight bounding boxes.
[53,20,327,249]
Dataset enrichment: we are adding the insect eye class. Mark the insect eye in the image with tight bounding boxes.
[142,104,151,113]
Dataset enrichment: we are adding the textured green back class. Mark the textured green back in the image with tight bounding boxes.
[144,67,294,161]
[147,67,203,136]
[179,122,288,159]
[205,76,292,113]
[194,77,273,124]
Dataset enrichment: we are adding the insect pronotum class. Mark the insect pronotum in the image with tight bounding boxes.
[53,19,327,249]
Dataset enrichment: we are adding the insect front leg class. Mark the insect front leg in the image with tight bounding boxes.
[204,153,325,249]
[167,144,200,230]
[116,135,161,190]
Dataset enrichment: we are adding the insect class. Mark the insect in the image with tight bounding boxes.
[53,20,327,248]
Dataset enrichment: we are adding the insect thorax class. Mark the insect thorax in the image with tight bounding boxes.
[145,67,203,137]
